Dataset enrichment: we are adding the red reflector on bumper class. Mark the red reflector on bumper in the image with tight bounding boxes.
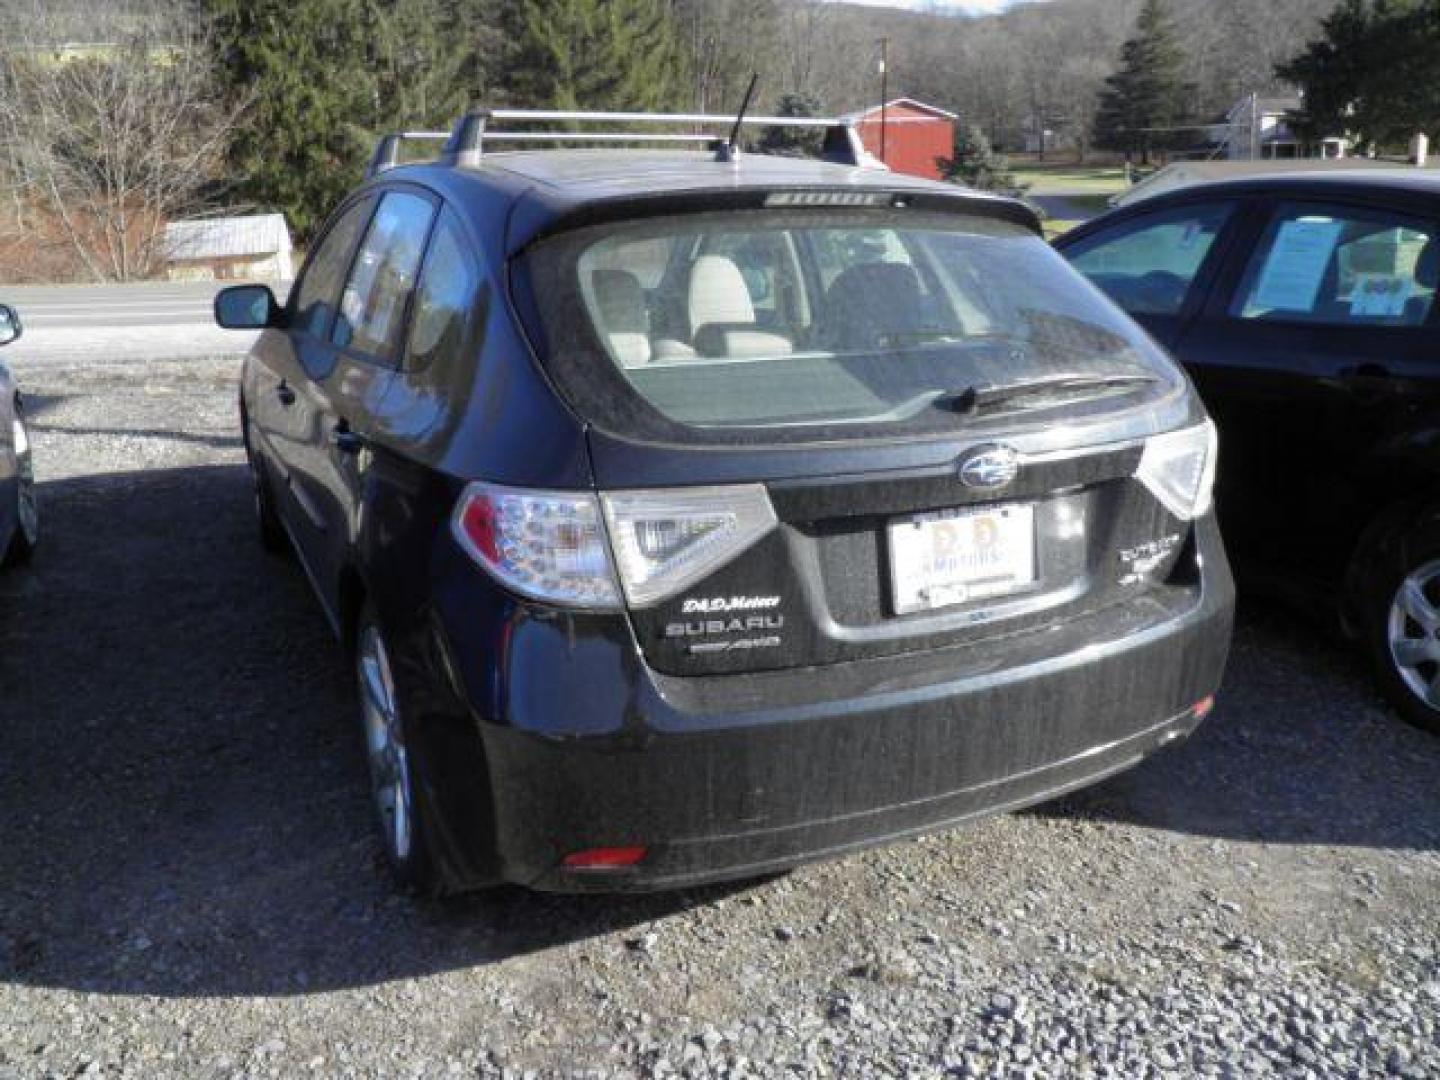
[1193,695,1216,719]
[562,846,647,869]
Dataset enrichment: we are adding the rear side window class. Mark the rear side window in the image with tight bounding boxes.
[1231,202,1437,327]
[1066,203,1233,316]
[292,198,373,338]
[333,191,435,360]
[405,209,483,374]
[522,208,1181,440]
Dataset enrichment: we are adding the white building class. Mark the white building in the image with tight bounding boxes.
[1220,94,1350,161]
[163,214,294,282]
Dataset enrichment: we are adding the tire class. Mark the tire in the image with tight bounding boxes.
[1363,528,1440,735]
[354,603,439,893]
[248,447,287,555]
[3,402,38,567]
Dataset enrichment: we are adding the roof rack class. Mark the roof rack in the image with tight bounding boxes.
[365,108,879,179]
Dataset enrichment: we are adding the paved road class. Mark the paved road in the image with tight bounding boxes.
[5,282,228,329]
[1,281,288,365]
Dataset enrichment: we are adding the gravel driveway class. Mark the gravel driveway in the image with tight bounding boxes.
[1,355,1437,1078]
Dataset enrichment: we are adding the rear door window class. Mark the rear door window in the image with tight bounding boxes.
[1230,202,1437,327]
[332,190,436,361]
[521,208,1183,441]
[1066,203,1234,316]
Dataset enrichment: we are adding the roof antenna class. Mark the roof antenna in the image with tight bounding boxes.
[716,73,760,164]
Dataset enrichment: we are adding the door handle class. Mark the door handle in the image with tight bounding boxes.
[331,422,366,455]
[275,381,296,406]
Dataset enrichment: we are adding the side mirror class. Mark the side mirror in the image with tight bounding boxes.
[0,304,22,347]
[214,285,281,330]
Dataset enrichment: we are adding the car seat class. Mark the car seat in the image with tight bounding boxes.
[654,255,792,361]
[590,268,652,367]
[819,262,934,351]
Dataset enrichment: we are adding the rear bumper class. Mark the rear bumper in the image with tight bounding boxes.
[470,518,1234,892]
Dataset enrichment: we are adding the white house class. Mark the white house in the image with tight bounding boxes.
[163,214,294,282]
[1220,94,1351,161]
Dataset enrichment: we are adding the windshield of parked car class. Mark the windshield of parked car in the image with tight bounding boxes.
[521,208,1181,438]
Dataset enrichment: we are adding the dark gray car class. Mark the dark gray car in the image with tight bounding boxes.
[0,303,38,567]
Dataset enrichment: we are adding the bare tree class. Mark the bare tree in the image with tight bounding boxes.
[0,0,247,281]
[673,0,780,113]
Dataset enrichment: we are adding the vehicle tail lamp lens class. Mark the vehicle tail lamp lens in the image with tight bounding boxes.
[451,483,622,609]
[562,845,647,869]
[453,482,779,611]
[601,484,779,608]
[1193,695,1216,719]
[1135,420,1217,521]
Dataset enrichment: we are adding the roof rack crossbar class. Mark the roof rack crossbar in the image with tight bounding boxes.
[365,107,879,179]
[480,131,719,145]
[481,109,846,127]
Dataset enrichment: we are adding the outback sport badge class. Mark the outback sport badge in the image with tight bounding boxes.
[958,444,1021,492]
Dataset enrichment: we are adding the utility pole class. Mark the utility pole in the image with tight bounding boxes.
[1249,91,1260,161]
[878,37,889,163]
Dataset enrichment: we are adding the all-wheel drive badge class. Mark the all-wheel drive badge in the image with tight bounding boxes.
[958,444,1020,492]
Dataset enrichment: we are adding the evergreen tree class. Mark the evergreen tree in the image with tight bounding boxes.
[937,124,1024,196]
[502,0,686,111]
[372,0,494,132]
[207,0,378,239]
[206,0,485,240]
[1092,0,1189,164]
[1280,0,1440,153]
[757,92,822,157]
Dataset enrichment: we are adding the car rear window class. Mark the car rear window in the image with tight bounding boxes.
[520,208,1180,441]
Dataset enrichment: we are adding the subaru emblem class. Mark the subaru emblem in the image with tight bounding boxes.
[958,444,1020,492]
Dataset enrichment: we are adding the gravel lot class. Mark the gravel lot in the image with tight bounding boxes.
[1,354,1437,1078]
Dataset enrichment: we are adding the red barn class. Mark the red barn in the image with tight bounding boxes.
[848,98,957,181]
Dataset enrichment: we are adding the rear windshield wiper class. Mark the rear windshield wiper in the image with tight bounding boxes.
[934,373,1160,416]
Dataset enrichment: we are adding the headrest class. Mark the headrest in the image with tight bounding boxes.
[826,261,923,307]
[591,268,648,334]
[821,262,927,350]
[689,255,755,333]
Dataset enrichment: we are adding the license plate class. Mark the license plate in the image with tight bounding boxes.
[888,504,1037,615]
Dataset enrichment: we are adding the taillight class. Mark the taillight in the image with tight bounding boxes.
[451,481,779,610]
[1135,420,1217,521]
[451,484,622,609]
[601,485,778,608]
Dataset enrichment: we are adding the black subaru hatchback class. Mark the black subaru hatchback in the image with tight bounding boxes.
[216,109,1233,894]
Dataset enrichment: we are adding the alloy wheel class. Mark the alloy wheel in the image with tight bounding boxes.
[356,623,414,863]
[1386,558,1440,711]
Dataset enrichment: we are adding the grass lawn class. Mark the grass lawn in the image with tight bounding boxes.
[1010,165,1130,197]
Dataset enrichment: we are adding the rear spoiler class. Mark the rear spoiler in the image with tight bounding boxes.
[505,186,1045,258]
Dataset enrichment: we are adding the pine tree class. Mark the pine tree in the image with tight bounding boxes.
[1092,0,1189,164]
[757,92,822,157]
[372,0,489,132]
[206,0,379,240]
[1279,0,1439,153]
[206,0,485,240]
[502,0,686,112]
[937,124,1023,196]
